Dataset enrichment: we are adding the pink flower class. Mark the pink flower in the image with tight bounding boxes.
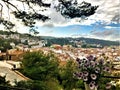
[90,74,97,80]
[103,66,106,71]
[89,82,95,90]
[106,82,111,89]
[103,66,110,73]
[106,67,111,73]
[95,67,100,73]
[90,81,96,85]
[83,76,88,81]
[77,72,83,79]
[76,58,80,62]
[87,55,94,61]
[83,71,89,76]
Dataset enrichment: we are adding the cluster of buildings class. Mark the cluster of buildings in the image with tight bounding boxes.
[0,43,120,64]
[0,33,46,51]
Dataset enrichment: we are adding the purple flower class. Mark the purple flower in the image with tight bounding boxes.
[89,82,95,90]
[87,55,94,61]
[83,71,89,76]
[79,72,83,76]
[83,76,88,81]
[78,61,82,67]
[90,74,97,80]
[106,82,111,89]
[73,72,78,77]
[74,55,111,89]
[73,72,83,79]
[103,66,110,73]
[76,58,80,62]
[90,81,96,85]
[95,67,100,73]
[103,66,106,71]
[106,67,111,73]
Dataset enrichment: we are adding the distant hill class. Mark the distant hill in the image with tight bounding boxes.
[41,36,119,47]
[40,36,56,39]
[73,37,119,46]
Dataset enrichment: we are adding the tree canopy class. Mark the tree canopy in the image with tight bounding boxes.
[0,0,98,30]
[19,51,61,90]
[21,51,59,81]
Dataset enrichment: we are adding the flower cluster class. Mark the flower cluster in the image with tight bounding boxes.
[74,55,111,89]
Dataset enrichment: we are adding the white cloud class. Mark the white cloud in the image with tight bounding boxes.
[91,29,120,41]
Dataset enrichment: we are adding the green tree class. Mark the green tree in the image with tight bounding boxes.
[18,51,62,90]
[21,51,59,81]
[0,38,12,52]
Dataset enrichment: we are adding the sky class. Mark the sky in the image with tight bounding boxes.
[0,0,120,41]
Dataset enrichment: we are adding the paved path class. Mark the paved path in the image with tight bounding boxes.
[0,61,13,69]
[0,67,27,85]
[0,61,28,85]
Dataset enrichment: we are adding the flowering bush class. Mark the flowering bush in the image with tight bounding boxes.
[74,55,112,90]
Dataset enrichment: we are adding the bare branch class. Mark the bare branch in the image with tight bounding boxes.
[26,2,36,13]
[2,0,20,11]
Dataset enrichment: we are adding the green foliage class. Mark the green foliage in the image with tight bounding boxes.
[0,38,12,52]
[0,76,9,85]
[15,80,47,90]
[13,11,49,27]
[18,51,62,90]
[59,60,84,90]
[43,37,119,47]
[21,51,59,81]
[44,78,62,90]
[0,75,10,90]
[76,37,119,46]
[15,78,62,90]
[45,38,72,46]
[98,78,112,90]
[0,37,21,52]
[115,84,120,90]
[20,57,85,90]
[56,1,98,18]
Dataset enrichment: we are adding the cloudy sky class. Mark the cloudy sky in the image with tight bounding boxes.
[0,0,120,41]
